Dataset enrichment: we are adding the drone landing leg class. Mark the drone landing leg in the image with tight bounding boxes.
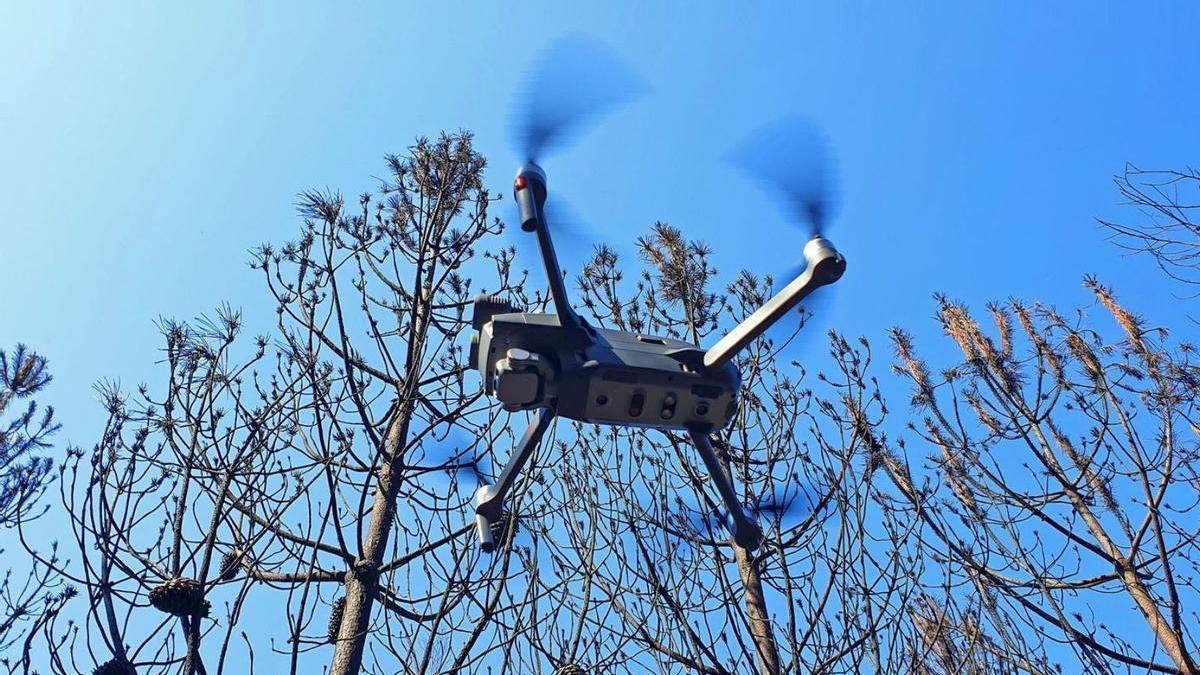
[474,406,555,553]
[686,425,764,551]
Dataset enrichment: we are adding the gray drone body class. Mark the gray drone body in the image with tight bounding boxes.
[473,308,740,430]
[468,162,846,553]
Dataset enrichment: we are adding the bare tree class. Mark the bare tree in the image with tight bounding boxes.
[0,345,71,673]
[250,132,542,675]
[0,345,58,533]
[1101,165,1200,288]
[31,132,572,675]
[28,131,1200,675]
[871,281,1200,673]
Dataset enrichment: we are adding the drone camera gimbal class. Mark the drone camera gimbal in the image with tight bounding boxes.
[469,163,845,552]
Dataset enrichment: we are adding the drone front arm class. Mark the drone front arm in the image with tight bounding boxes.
[514,163,581,328]
[703,236,846,371]
[474,406,555,552]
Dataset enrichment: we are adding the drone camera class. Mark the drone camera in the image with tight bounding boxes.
[493,348,555,411]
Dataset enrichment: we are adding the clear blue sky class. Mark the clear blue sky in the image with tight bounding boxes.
[4,3,1198,433]
[2,1,1197,669]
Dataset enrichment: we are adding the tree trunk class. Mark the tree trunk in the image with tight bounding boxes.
[735,545,782,675]
[328,411,413,675]
[184,616,207,675]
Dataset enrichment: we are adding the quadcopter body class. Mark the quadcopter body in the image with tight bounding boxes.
[473,302,741,430]
[469,162,846,552]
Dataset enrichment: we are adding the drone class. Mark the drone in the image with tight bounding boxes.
[467,41,846,552]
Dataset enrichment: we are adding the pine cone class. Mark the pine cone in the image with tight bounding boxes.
[489,511,519,545]
[553,665,587,675]
[92,658,136,675]
[148,577,210,618]
[327,596,346,644]
[218,549,243,582]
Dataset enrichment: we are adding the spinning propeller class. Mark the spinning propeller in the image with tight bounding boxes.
[512,37,647,165]
[751,477,816,526]
[503,38,646,265]
[679,474,815,543]
[730,117,842,331]
[425,424,492,491]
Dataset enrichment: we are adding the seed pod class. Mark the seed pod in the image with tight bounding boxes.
[92,659,136,675]
[218,549,243,582]
[148,577,210,618]
[327,596,346,644]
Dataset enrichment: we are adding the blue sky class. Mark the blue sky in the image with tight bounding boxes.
[2,1,1198,669]
[3,3,1197,435]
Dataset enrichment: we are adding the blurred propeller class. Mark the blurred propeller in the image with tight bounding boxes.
[730,116,839,238]
[731,117,843,338]
[512,36,648,164]
[674,495,731,542]
[675,475,815,543]
[750,476,815,529]
[423,425,492,492]
[505,36,648,279]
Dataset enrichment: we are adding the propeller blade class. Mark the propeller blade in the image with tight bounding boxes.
[677,477,815,540]
[680,501,733,539]
[730,116,839,237]
[750,476,815,528]
[729,117,845,342]
[424,427,492,489]
[512,36,647,163]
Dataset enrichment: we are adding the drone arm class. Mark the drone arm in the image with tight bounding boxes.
[515,165,582,328]
[474,406,555,552]
[703,236,846,371]
[686,425,763,550]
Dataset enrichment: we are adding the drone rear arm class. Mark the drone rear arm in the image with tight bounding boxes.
[474,406,555,552]
[703,236,845,371]
[687,425,763,550]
